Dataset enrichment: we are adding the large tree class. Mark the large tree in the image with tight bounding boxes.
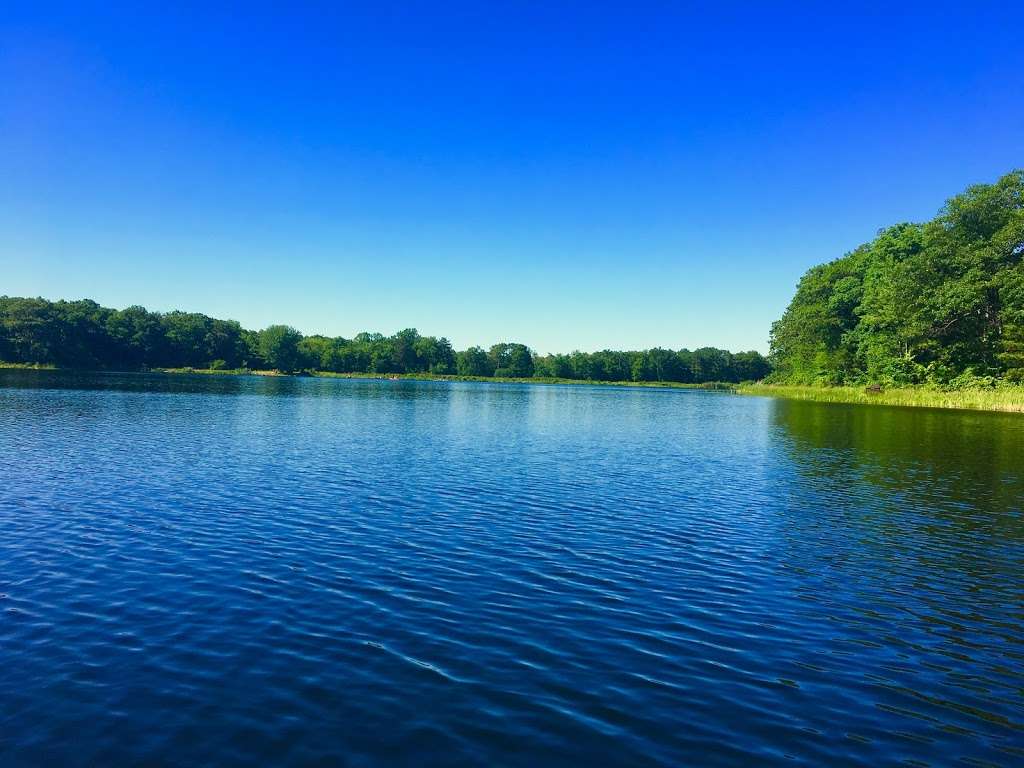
[770,169,1024,385]
[489,343,534,378]
[258,325,303,372]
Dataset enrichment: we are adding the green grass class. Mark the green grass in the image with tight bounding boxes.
[152,366,283,376]
[0,362,58,370]
[736,383,1024,413]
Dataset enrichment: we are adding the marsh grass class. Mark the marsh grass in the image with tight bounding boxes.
[153,367,283,376]
[0,362,58,370]
[737,383,1024,413]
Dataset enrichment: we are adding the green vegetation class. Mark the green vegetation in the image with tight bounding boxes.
[313,371,737,389]
[737,383,1024,413]
[9,171,1023,412]
[769,169,1024,388]
[0,361,58,370]
[0,296,768,385]
[154,367,281,376]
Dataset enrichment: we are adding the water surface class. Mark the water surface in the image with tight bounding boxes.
[1,371,1022,766]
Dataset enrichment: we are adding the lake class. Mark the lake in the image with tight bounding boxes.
[1,371,1022,766]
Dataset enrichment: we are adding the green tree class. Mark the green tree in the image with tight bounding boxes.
[298,335,333,370]
[107,305,166,367]
[770,169,1024,386]
[489,343,534,377]
[162,312,213,368]
[258,325,303,372]
[0,297,60,363]
[413,336,455,374]
[456,346,493,376]
[391,328,422,372]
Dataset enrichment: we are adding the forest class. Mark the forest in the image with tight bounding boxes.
[14,171,1018,390]
[770,170,1024,386]
[0,296,770,384]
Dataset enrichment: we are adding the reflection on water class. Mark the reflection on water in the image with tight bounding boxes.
[766,399,1024,764]
[0,371,1022,766]
[774,398,1024,509]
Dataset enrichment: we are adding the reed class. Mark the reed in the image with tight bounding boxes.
[736,383,1024,413]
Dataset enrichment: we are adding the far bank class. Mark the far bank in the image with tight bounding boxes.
[153,367,737,390]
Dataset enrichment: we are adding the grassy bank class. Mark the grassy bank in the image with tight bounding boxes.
[153,367,283,376]
[2,364,736,389]
[736,383,1024,413]
[0,362,59,370]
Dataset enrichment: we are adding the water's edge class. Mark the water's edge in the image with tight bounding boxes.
[737,383,1024,414]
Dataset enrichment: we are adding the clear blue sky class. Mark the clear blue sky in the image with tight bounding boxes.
[2,2,1022,353]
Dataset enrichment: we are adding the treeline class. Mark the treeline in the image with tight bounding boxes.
[0,296,770,384]
[770,169,1024,386]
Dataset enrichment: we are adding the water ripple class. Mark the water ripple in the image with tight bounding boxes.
[1,371,1022,766]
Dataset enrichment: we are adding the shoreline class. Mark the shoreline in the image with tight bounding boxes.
[7,364,1024,412]
[0,364,737,391]
[308,371,735,389]
[736,383,1024,414]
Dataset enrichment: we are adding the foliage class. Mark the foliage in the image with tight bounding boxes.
[0,296,771,383]
[737,382,1024,413]
[489,343,535,378]
[456,346,493,377]
[770,170,1024,386]
[258,325,303,373]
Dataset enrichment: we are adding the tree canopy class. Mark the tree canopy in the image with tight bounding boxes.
[0,297,769,384]
[770,170,1024,386]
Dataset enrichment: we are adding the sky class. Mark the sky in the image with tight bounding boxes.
[2,2,1022,354]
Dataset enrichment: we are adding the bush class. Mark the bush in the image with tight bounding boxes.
[946,369,998,390]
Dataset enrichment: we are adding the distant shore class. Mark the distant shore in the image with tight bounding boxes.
[156,367,737,390]
[8,364,1024,412]
[737,383,1024,414]
[0,363,735,390]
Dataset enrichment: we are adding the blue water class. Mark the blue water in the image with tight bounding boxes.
[1,371,1022,766]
